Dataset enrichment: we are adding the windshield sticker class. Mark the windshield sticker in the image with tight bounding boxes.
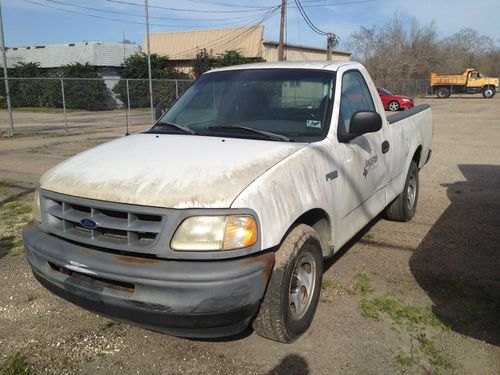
[306,120,321,128]
[363,155,378,178]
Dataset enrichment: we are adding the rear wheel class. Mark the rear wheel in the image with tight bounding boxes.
[482,86,496,98]
[253,224,323,343]
[385,161,419,222]
[388,100,400,111]
[436,87,450,99]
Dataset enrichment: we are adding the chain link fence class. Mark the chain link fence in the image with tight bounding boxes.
[0,77,193,135]
[375,79,431,97]
[1,77,434,135]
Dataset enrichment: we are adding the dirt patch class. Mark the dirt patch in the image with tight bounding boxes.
[1,97,499,374]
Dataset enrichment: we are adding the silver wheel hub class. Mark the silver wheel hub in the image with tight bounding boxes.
[485,89,493,98]
[289,252,317,320]
[389,102,398,111]
[407,174,417,210]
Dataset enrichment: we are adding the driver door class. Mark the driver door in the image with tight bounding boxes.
[336,70,390,241]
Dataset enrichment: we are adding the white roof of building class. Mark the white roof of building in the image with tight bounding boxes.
[4,41,141,68]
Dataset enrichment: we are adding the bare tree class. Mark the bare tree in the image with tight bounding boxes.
[347,18,499,89]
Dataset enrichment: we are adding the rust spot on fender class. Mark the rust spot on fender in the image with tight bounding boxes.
[240,251,275,283]
[112,255,161,265]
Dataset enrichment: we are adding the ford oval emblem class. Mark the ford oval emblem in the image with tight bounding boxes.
[80,218,97,229]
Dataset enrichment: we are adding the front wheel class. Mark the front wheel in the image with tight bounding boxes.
[482,86,496,98]
[253,224,323,343]
[385,161,419,222]
[388,100,400,111]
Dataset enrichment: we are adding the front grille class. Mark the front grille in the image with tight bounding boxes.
[41,192,165,252]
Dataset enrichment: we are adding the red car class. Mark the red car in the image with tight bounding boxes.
[377,87,414,111]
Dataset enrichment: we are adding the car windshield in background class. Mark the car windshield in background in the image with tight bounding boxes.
[380,87,394,95]
[152,69,335,142]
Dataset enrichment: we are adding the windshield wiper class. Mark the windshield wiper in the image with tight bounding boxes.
[155,121,196,135]
[206,125,292,142]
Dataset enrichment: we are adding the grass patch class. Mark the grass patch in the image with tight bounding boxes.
[394,352,413,366]
[354,273,374,295]
[420,336,453,369]
[0,197,33,256]
[321,279,355,295]
[1,353,33,375]
[361,294,441,329]
[100,320,121,331]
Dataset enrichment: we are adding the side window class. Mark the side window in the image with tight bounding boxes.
[470,72,479,79]
[339,70,375,137]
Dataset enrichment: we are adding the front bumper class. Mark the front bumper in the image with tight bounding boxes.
[23,222,274,338]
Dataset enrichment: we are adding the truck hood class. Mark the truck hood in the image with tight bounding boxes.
[40,134,304,208]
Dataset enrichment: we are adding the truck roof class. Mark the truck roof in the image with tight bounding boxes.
[207,60,360,73]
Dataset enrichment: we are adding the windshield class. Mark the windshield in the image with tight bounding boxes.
[152,69,335,142]
[378,87,393,95]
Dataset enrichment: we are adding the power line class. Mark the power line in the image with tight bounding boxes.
[167,5,281,59]
[104,0,276,14]
[23,0,273,29]
[294,0,327,35]
[44,0,274,22]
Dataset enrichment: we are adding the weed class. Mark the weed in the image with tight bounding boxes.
[355,273,374,295]
[386,276,399,286]
[395,352,413,366]
[100,320,121,331]
[1,353,33,375]
[418,335,453,370]
[0,196,33,256]
[321,279,356,295]
[361,294,441,329]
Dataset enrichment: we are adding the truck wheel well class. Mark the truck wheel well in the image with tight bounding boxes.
[293,209,332,257]
[412,146,422,168]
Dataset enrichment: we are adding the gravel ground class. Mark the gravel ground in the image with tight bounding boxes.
[0,96,499,374]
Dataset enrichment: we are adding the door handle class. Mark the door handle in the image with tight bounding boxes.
[381,140,390,154]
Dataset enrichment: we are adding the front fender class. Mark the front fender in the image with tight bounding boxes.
[231,142,336,250]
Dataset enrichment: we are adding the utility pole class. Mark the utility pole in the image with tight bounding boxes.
[278,0,286,61]
[326,33,338,61]
[0,0,14,136]
[144,0,154,124]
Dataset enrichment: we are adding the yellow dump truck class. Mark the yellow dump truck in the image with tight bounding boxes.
[430,68,499,99]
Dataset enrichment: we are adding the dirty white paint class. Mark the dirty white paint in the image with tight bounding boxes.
[40,134,304,208]
[39,61,433,254]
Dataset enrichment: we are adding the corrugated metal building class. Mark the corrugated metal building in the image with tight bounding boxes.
[146,26,351,72]
[4,41,140,69]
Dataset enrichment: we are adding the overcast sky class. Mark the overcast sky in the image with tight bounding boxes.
[3,0,500,51]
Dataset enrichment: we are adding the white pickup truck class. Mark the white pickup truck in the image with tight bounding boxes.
[23,61,432,343]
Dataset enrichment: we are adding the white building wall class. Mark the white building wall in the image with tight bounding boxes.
[3,42,141,68]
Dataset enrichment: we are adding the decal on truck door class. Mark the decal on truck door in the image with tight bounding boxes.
[363,155,378,178]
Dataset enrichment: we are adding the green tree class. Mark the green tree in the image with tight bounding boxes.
[57,62,110,110]
[192,49,265,78]
[1,62,61,108]
[113,53,190,108]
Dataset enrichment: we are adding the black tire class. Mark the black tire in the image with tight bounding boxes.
[436,87,450,99]
[482,86,496,99]
[385,161,419,222]
[253,224,323,343]
[388,100,400,111]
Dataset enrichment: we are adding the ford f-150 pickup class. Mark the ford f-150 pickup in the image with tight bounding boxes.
[23,61,433,343]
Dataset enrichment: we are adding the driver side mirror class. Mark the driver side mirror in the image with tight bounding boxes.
[349,111,382,136]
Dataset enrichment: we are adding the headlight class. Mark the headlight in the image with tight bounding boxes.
[33,186,42,223]
[171,215,258,251]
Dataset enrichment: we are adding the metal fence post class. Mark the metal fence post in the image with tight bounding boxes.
[60,78,67,131]
[175,79,179,99]
[126,78,130,135]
